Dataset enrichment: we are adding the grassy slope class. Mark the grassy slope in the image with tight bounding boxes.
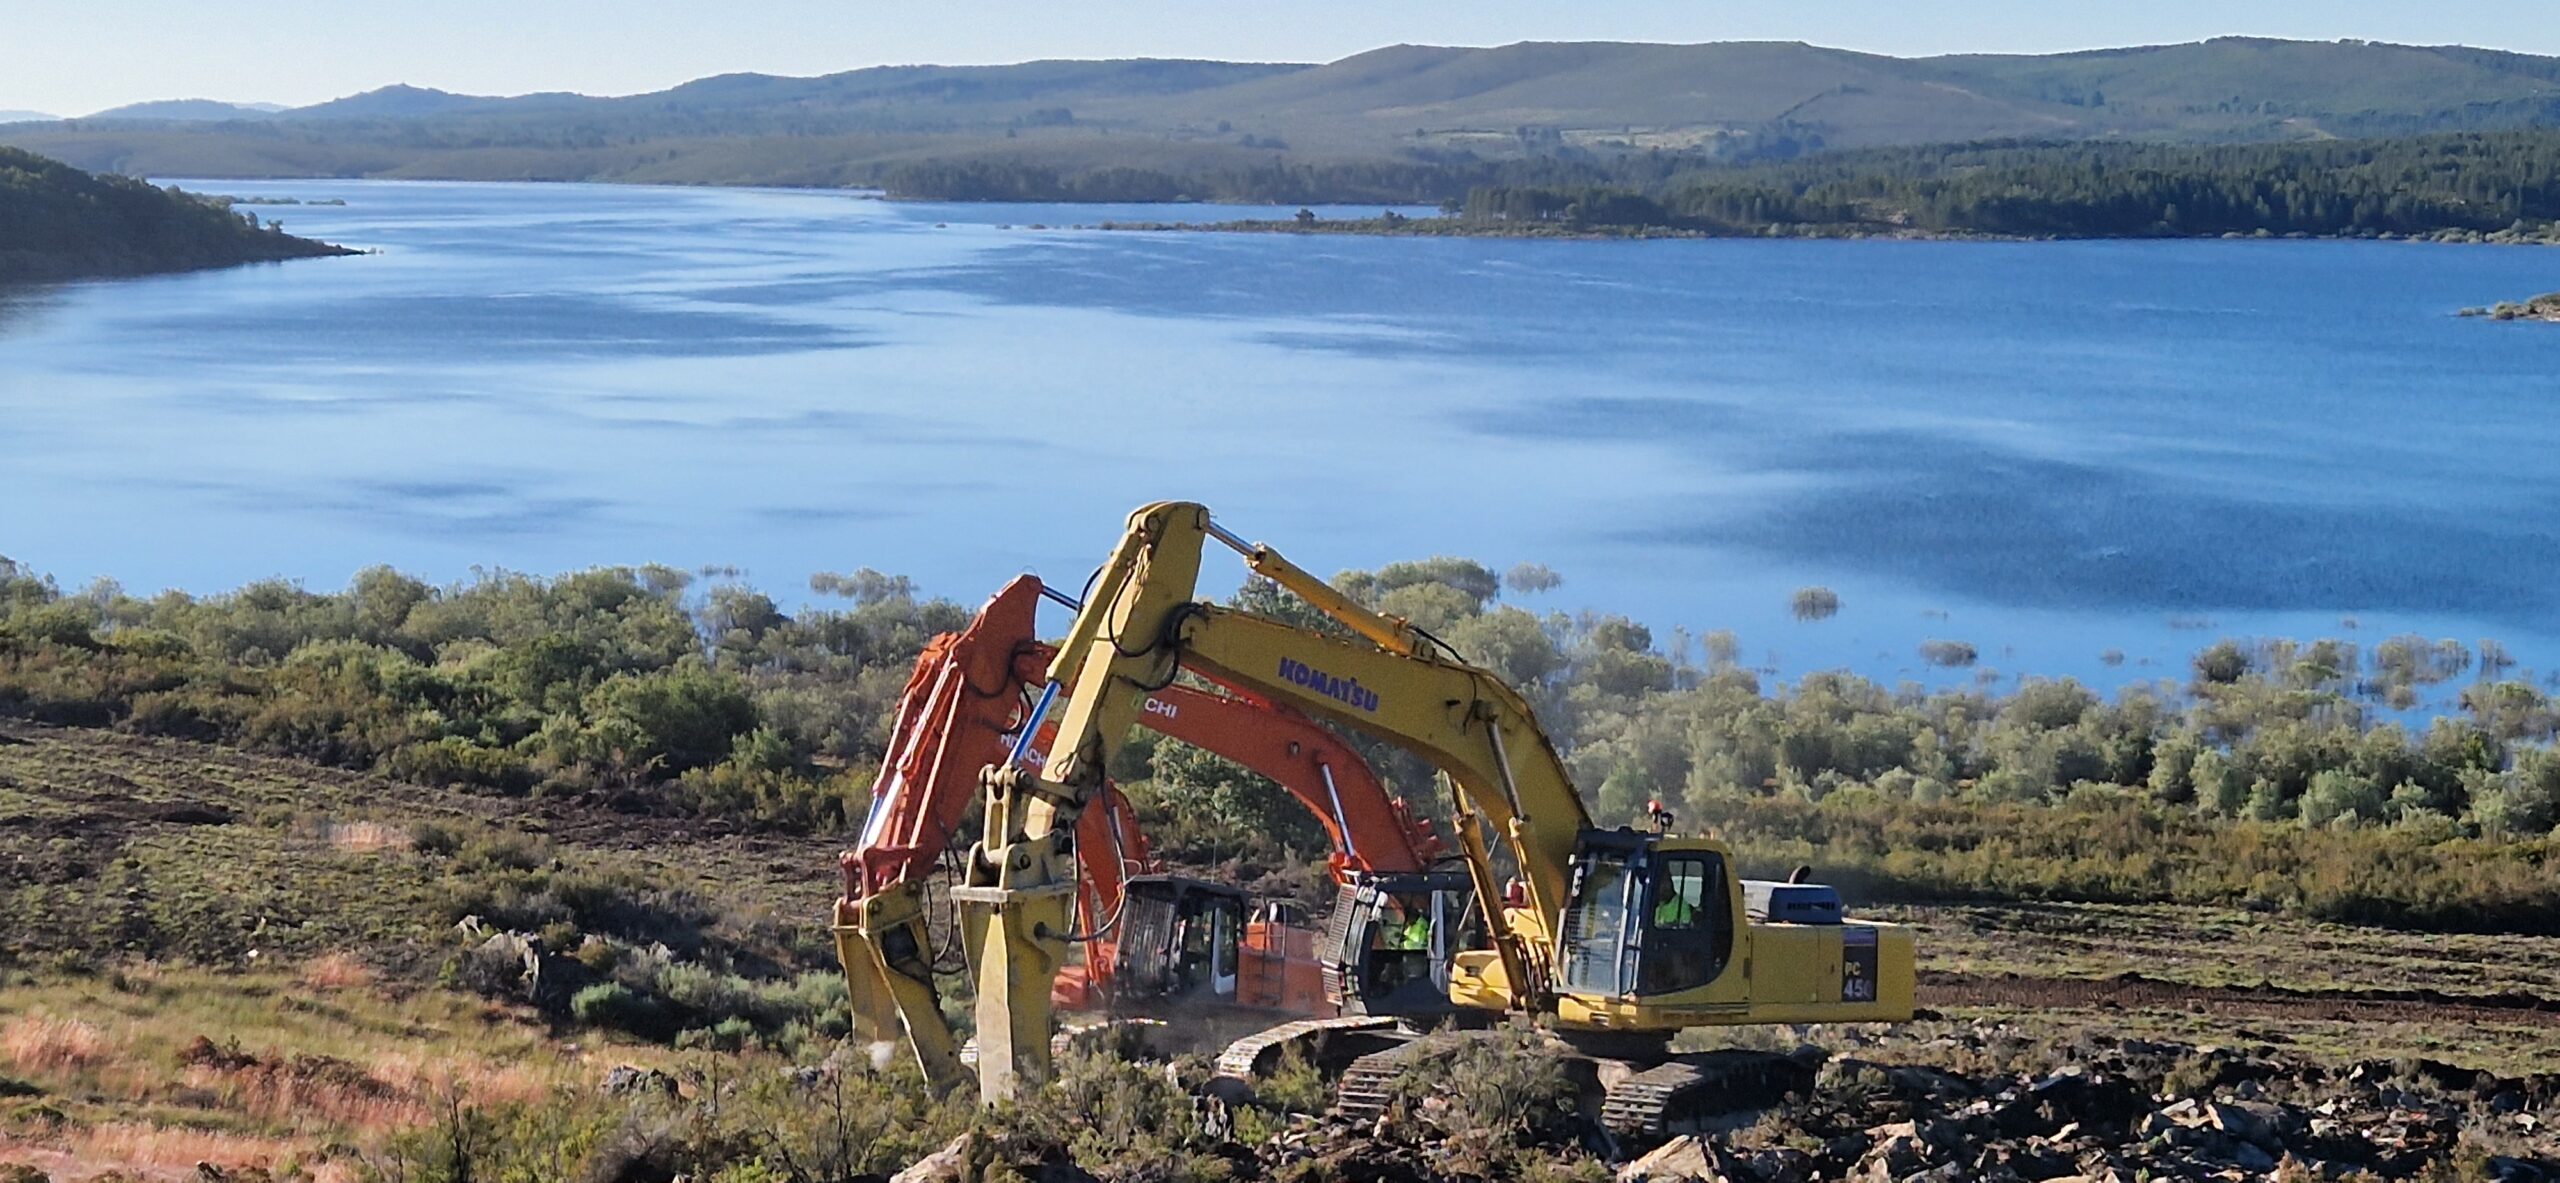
[0,963,643,1183]
[9,38,2560,185]
[1919,38,2560,127]
[0,720,839,974]
[1898,901,2560,998]
[0,720,872,1180]
[13,723,2560,1176]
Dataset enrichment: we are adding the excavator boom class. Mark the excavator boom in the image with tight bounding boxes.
[836,573,1443,1093]
[962,503,1915,1107]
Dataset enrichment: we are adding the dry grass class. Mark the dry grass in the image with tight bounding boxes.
[367,1050,559,1108]
[323,819,410,854]
[0,1012,111,1075]
[298,952,378,993]
[2,1125,368,1183]
[177,1059,425,1132]
[75,1124,353,1180]
[0,964,668,1181]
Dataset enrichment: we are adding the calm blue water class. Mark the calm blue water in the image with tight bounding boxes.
[4,180,2559,696]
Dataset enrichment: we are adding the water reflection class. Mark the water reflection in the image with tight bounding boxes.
[0,284,60,337]
[4,180,2560,698]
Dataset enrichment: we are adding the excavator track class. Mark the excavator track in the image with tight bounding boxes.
[1599,1051,1818,1137]
[1216,1015,1402,1080]
[1329,1036,1444,1124]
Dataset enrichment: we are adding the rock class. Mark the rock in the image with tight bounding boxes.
[602,1065,679,1097]
[1859,1118,1966,1176]
[1985,1067,2146,1139]
[1889,1064,1979,1104]
[2484,1156,2550,1182]
[891,1134,971,1183]
[1861,1121,1930,1176]
[2203,1100,2281,1149]
[1737,1146,1818,1181]
[1617,1134,1738,1183]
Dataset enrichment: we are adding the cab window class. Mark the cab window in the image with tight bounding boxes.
[1561,851,1638,996]
[1652,859,1710,930]
[1638,853,1729,995]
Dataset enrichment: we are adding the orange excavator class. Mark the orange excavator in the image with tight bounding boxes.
[834,575,1469,1091]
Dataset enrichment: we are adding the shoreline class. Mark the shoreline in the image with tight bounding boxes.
[126,177,2560,248]
[1091,215,2560,247]
[2459,293,2560,322]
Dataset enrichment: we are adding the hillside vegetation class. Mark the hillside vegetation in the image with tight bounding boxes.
[1419,129,2560,239]
[6,554,2560,935]
[12,554,2560,1179]
[12,37,2560,192]
[0,147,351,281]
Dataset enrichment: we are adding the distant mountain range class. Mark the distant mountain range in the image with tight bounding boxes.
[0,110,58,124]
[11,37,2560,188]
[82,99,287,121]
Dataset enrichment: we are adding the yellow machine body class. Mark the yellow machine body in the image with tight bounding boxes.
[955,502,1915,1103]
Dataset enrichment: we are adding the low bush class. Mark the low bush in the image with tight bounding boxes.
[0,562,964,831]
[986,1049,1243,1183]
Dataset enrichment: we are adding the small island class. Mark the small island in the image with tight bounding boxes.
[2459,293,2560,321]
[0,147,356,283]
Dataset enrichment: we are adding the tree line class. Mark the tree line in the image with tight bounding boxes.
[880,128,2560,241]
[1453,130,2560,239]
[8,554,2560,930]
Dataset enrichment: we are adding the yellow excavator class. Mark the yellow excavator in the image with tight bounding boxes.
[957,501,1915,1133]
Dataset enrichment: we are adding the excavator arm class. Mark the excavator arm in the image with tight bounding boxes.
[839,571,1443,1094]
[965,502,1599,1098]
[1117,679,1441,878]
[963,502,1915,1105]
[835,576,1044,1092]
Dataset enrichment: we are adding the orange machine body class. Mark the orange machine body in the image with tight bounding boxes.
[840,575,1441,1018]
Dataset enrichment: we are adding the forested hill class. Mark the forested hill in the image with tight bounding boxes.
[1423,130,2560,241]
[11,37,2560,191]
[0,147,353,282]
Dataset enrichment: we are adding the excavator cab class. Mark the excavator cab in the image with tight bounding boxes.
[1320,871,1478,1019]
[1110,875,1249,1002]
[1557,830,1737,1000]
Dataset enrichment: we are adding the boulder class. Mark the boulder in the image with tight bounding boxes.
[1616,1135,1739,1183]
[2207,1100,2305,1150]
[1859,1121,1929,1177]
[891,1135,971,1183]
[2226,1141,2278,1173]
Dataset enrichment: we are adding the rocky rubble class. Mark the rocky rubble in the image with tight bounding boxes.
[1258,1023,2560,1182]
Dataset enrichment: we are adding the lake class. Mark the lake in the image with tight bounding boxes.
[4,180,2559,697]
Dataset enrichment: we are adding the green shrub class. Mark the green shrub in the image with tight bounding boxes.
[410,821,463,857]
[571,982,672,1039]
[987,1049,1239,1183]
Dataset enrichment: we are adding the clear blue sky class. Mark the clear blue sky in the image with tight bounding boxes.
[9,0,2560,116]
